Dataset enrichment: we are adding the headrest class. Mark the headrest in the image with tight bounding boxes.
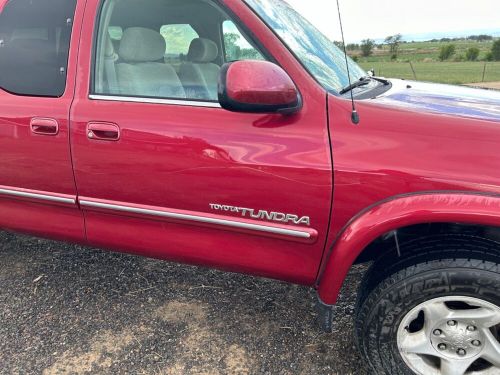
[119,27,165,62]
[187,38,218,63]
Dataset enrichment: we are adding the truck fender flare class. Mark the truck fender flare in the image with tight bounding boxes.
[317,191,500,305]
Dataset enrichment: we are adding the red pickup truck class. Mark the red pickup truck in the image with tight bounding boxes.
[1,0,499,374]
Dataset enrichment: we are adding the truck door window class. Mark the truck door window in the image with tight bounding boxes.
[0,0,77,97]
[222,20,264,62]
[161,24,199,67]
[93,0,267,103]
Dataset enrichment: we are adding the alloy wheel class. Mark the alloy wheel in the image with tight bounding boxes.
[397,296,500,375]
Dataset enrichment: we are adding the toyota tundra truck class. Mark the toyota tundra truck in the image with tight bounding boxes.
[1,0,499,374]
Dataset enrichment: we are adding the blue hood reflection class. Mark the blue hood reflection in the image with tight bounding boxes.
[376,80,500,122]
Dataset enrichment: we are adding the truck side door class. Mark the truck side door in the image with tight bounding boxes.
[0,0,85,241]
[71,0,332,284]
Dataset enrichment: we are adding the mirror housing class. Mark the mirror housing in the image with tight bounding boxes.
[218,60,301,115]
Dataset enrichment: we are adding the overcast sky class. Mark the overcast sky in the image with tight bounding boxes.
[285,0,500,42]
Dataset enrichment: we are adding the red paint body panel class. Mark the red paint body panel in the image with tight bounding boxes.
[316,94,500,301]
[83,209,316,283]
[326,93,500,241]
[0,197,85,242]
[318,193,500,304]
[0,96,76,195]
[69,0,332,285]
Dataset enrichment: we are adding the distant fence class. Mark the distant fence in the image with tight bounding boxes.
[361,61,500,85]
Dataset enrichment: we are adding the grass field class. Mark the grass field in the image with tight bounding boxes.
[359,61,500,84]
[352,39,500,85]
[357,40,495,63]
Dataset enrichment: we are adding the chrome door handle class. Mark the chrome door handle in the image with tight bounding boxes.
[30,118,59,136]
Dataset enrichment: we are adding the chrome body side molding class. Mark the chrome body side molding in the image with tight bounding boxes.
[79,199,313,239]
[0,186,314,240]
[0,186,76,205]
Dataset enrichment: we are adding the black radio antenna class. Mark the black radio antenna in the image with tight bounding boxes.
[336,0,360,125]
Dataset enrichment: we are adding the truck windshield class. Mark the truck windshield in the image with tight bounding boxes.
[244,0,367,94]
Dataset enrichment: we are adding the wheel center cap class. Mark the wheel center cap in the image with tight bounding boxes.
[431,320,484,359]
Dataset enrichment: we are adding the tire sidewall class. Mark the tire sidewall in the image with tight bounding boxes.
[359,261,500,375]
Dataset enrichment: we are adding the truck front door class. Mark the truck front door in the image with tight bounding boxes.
[70,0,332,284]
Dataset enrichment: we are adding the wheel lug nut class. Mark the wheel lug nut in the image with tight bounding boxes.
[467,325,477,332]
[447,320,457,326]
[457,348,467,356]
[472,340,481,347]
[438,343,447,350]
[433,329,442,336]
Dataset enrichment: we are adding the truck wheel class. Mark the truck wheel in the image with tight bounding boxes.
[356,254,500,375]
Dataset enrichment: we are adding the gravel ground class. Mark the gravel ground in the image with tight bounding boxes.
[0,230,370,375]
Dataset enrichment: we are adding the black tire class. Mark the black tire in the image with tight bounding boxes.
[355,237,500,375]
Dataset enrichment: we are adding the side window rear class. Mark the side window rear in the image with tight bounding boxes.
[161,24,199,66]
[0,0,77,97]
[222,20,264,62]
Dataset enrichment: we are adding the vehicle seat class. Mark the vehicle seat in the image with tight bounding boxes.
[100,35,120,94]
[179,38,219,101]
[116,27,186,99]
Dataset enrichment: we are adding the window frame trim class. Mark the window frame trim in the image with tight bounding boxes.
[89,94,221,108]
[89,0,277,106]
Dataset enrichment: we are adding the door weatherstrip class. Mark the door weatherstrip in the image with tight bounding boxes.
[79,199,312,239]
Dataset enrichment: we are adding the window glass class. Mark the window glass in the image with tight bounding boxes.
[11,28,49,40]
[108,26,123,41]
[245,0,366,93]
[0,0,77,97]
[161,24,199,64]
[223,20,264,62]
[93,0,267,102]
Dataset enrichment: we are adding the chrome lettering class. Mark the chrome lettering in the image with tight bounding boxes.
[272,212,286,222]
[297,216,310,226]
[209,204,310,226]
[259,210,274,221]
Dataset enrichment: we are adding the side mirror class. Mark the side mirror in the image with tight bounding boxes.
[218,60,302,115]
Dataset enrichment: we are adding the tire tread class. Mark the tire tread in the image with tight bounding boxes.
[355,235,500,375]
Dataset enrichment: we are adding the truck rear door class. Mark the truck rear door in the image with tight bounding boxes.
[0,0,85,241]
